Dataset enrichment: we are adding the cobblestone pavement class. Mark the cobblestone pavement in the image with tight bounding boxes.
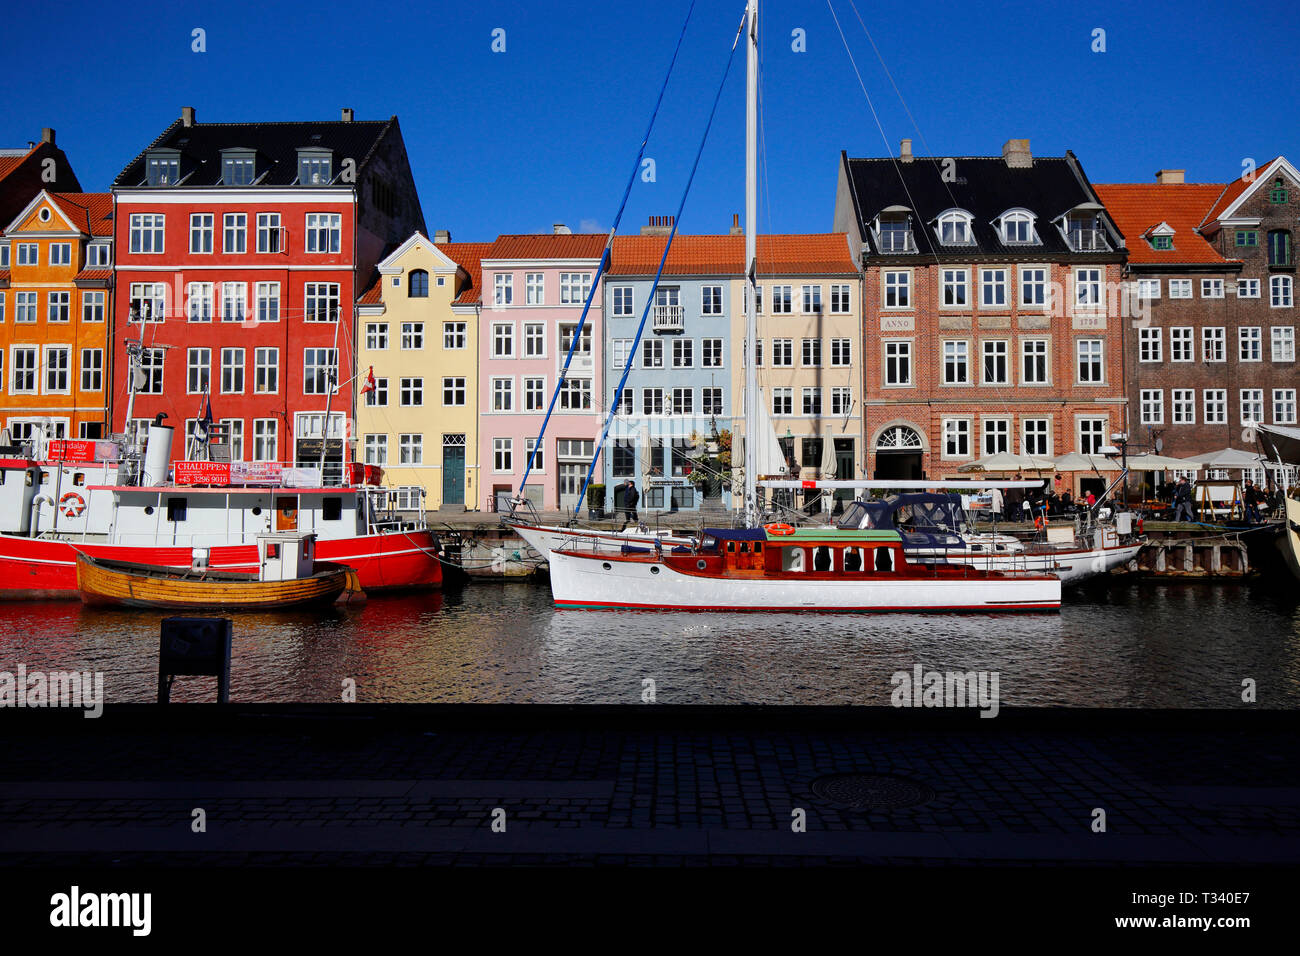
[1,707,1296,866]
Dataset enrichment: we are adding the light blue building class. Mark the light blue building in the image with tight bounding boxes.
[600,231,742,513]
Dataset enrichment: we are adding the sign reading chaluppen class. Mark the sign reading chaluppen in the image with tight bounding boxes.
[174,461,231,485]
[173,461,287,485]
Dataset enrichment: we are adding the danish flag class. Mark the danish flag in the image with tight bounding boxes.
[361,366,377,394]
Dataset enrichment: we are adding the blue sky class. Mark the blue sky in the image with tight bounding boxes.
[4,0,1297,241]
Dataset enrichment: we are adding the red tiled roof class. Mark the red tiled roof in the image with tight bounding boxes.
[1200,158,1278,225]
[610,233,857,276]
[482,233,609,262]
[73,268,112,282]
[0,147,35,183]
[1093,183,1230,266]
[49,192,113,236]
[440,241,493,305]
[358,276,383,305]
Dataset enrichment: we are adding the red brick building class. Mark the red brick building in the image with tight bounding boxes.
[1096,159,1298,469]
[110,107,425,475]
[833,140,1128,491]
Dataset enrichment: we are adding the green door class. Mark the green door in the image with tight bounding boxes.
[442,441,465,506]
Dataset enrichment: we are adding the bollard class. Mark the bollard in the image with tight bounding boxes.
[158,617,232,703]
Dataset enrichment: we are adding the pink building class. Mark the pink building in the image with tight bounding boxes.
[478,232,607,511]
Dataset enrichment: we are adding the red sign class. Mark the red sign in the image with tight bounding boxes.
[801,480,817,489]
[47,440,97,462]
[174,461,231,485]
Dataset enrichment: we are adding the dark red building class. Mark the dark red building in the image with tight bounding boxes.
[110,107,425,473]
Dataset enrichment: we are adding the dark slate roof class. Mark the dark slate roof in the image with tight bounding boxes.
[842,152,1119,258]
[112,117,397,188]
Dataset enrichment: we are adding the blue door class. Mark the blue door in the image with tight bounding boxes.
[442,439,465,506]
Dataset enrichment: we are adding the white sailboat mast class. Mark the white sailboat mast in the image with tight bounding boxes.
[743,0,759,527]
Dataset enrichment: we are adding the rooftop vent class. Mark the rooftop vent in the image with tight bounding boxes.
[341,108,354,123]
[639,215,675,236]
[900,138,913,164]
[1155,169,1185,184]
[181,106,196,128]
[434,230,451,244]
[730,213,742,235]
[552,223,572,235]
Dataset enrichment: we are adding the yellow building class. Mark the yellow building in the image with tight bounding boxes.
[729,235,863,510]
[356,233,488,512]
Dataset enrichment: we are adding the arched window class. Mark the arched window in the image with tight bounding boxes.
[408,269,429,297]
[997,209,1038,245]
[936,210,974,246]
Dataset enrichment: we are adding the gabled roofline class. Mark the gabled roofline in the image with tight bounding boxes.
[3,189,80,236]
[1200,156,1298,228]
[376,231,462,275]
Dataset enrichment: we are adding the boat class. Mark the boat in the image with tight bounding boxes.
[549,526,1060,613]
[0,419,441,600]
[816,487,1144,584]
[76,532,362,610]
[1254,424,1300,580]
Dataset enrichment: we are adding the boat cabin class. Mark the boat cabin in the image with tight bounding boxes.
[688,528,911,576]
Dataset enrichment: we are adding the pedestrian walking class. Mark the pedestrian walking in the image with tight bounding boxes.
[1243,479,1262,524]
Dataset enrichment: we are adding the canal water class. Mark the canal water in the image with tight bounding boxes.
[1,579,1298,707]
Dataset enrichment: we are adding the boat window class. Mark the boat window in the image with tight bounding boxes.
[783,548,805,572]
[875,547,894,572]
[322,497,343,521]
[753,541,762,553]
[814,546,832,572]
[252,506,262,516]
[73,472,85,486]
[40,471,50,484]
[726,541,736,553]
[25,471,33,487]
[167,497,188,522]
[739,542,750,554]
[844,547,863,572]
[266,543,279,558]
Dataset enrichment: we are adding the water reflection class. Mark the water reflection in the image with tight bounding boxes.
[0,579,1297,707]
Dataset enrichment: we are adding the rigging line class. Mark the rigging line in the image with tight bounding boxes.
[845,0,1076,432]
[517,0,703,498]
[576,8,749,515]
[827,0,1034,452]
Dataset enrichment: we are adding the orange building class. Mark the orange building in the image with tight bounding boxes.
[0,190,113,447]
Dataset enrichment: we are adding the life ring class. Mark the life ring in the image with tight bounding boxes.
[765,522,795,536]
[59,492,86,518]
[1034,514,1045,530]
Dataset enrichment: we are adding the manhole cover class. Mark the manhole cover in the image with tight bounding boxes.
[809,773,935,810]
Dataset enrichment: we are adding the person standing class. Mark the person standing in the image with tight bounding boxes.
[622,479,640,523]
[1172,476,1195,522]
[1004,475,1024,522]
[1243,479,1262,524]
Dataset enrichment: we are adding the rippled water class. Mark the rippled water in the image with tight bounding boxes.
[1,578,1298,707]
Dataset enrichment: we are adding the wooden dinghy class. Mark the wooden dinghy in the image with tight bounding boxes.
[75,531,363,609]
[75,553,359,609]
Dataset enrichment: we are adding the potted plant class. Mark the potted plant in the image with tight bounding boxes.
[587,484,606,520]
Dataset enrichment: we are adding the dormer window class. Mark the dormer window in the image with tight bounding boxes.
[146,149,180,186]
[936,210,974,246]
[1060,208,1111,252]
[996,209,1038,245]
[297,149,333,186]
[1145,221,1175,251]
[872,208,915,253]
[221,149,256,186]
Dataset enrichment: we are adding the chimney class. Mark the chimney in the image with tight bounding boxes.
[900,138,913,163]
[341,107,354,123]
[639,214,674,236]
[434,229,450,244]
[730,213,743,235]
[181,106,196,127]
[1002,138,1032,168]
[552,223,571,235]
[1155,169,1185,185]
[41,128,55,146]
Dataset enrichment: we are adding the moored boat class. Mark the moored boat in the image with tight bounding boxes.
[549,526,1061,613]
[75,532,362,610]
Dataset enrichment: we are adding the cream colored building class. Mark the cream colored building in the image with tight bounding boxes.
[728,235,863,509]
[355,233,488,511]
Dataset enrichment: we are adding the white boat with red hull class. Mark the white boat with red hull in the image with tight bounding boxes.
[549,526,1060,613]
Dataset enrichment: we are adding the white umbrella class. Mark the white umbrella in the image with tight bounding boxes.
[1125,453,1193,471]
[1053,452,1119,471]
[958,451,1055,473]
[1177,447,1267,470]
[818,433,838,479]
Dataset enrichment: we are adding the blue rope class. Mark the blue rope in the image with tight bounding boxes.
[517,0,700,503]
[576,11,748,514]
